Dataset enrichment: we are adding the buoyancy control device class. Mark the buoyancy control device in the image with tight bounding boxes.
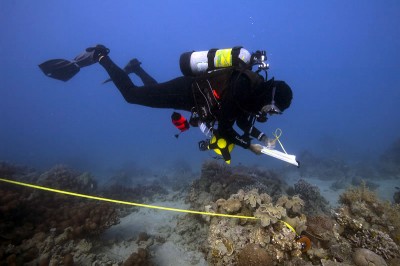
[177,47,270,164]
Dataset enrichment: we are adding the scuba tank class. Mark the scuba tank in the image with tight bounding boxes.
[180,47,252,76]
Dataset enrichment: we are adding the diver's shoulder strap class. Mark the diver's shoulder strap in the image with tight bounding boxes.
[233,68,264,90]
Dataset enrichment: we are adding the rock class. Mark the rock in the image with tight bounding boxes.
[353,248,387,266]
[38,254,50,266]
[237,243,273,266]
[63,253,74,266]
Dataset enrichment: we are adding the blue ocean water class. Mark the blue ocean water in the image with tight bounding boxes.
[0,0,399,176]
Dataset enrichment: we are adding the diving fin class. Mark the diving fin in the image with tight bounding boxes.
[39,48,99,82]
[39,59,80,82]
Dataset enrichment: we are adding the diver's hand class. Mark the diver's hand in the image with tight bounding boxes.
[260,135,276,149]
[249,144,263,155]
[86,44,110,62]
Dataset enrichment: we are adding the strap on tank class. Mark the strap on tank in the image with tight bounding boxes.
[207,48,218,70]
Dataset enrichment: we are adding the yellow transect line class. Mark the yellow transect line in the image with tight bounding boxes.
[280,220,297,234]
[0,178,258,220]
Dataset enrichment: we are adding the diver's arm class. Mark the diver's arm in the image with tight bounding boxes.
[237,115,276,149]
[236,115,266,141]
[218,119,251,149]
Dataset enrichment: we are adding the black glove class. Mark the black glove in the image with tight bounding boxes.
[85,44,110,62]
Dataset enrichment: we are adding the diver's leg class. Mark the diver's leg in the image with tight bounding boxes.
[99,56,195,110]
[124,59,158,86]
[103,59,158,85]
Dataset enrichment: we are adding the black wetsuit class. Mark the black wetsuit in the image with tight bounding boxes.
[100,56,267,149]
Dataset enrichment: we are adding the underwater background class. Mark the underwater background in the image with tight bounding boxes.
[0,0,400,265]
[1,0,399,173]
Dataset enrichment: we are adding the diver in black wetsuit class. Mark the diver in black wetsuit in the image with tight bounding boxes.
[39,44,293,157]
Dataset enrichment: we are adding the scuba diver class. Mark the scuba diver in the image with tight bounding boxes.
[39,45,293,164]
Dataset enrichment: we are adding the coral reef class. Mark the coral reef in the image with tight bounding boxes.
[37,165,98,193]
[352,248,387,266]
[0,166,119,245]
[393,187,400,204]
[305,215,337,248]
[338,182,400,245]
[378,138,400,178]
[255,203,287,227]
[276,195,305,214]
[102,182,169,204]
[186,165,400,265]
[284,215,308,236]
[331,183,400,262]
[351,176,379,191]
[0,162,170,265]
[333,208,399,259]
[174,214,209,250]
[187,160,288,211]
[237,243,273,266]
[205,189,304,265]
[2,158,400,265]
[291,179,330,215]
[1,227,122,265]
[348,228,399,260]
[123,248,153,266]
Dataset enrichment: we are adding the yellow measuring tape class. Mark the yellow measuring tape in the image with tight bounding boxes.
[280,220,297,234]
[0,178,257,220]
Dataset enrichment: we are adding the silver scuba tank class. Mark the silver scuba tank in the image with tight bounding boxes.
[180,47,251,76]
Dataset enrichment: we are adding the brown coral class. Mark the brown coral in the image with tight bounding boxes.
[254,203,287,227]
[348,229,399,259]
[123,248,153,266]
[339,182,379,207]
[217,198,242,214]
[293,179,330,215]
[237,244,273,266]
[283,215,308,235]
[352,248,388,266]
[306,215,336,245]
[188,161,288,211]
[338,183,400,247]
[276,195,305,214]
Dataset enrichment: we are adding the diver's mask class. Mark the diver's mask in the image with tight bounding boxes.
[260,85,282,118]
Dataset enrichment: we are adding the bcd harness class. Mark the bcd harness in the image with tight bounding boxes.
[190,68,265,164]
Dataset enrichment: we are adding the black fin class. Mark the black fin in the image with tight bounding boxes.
[39,59,80,82]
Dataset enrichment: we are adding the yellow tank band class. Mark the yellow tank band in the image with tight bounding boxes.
[215,49,233,68]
